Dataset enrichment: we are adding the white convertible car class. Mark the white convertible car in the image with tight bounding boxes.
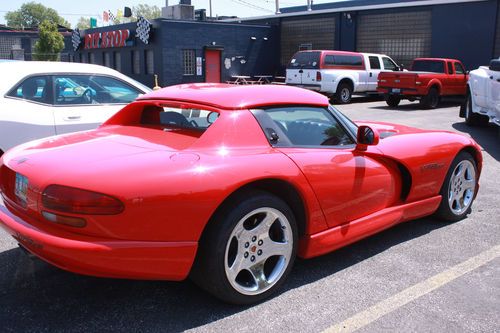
[0,61,151,156]
[461,58,500,127]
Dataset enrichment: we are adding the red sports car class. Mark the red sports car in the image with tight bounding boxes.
[0,84,482,304]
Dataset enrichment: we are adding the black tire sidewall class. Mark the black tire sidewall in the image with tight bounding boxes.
[336,83,352,104]
[435,151,478,222]
[191,191,298,304]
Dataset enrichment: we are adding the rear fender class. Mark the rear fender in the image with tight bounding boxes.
[425,79,442,95]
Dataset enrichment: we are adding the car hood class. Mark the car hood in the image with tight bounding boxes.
[354,121,427,138]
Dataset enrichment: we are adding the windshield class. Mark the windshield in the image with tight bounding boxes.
[288,51,321,69]
[411,60,445,73]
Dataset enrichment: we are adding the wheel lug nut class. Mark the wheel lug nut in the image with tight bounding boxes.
[245,242,249,248]
[251,255,255,262]
[257,250,262,255]
[258,240,263,245]
[252,236,257,242]
[244,252,249,258]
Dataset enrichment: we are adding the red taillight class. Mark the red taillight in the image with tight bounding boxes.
[316,71,322,81]
[42,185,124,215]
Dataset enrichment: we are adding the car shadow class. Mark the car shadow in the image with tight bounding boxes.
[452,122,500,161]
[369,100,462,112]
[0,216,449,332]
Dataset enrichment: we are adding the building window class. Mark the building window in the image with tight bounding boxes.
[104,52,111,67]
[132,50,140,74]
[114,52,121,71]
[182,49,196,75]
[145,50,154,74]
[89,53,95,64]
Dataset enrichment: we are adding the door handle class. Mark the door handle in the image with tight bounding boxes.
[64,115,81,121]
[299,69,303,73]
[370,72,373,77]
[490,76,494,79]
[497,79,500,82]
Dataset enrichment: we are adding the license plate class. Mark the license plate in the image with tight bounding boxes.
[392,88,401,93]
[14,173,28,206]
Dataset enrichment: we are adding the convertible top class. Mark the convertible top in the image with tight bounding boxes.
[137,83,329,110]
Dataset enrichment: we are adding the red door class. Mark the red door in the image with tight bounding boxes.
[205,50,221,83]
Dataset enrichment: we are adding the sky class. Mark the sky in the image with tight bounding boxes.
[0,0,346,27]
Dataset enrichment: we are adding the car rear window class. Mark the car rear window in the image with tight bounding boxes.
[411,60,445,73]
[288,52,321,69]
[140,104,219,132]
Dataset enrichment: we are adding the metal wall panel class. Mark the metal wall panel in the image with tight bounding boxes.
[357,11,431,68]
[494,3,500,58]
[281,17,336,66]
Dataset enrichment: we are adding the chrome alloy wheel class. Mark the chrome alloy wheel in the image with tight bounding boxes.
[447,160,476,216]
[340,87,350,102]
[224,207,293,296]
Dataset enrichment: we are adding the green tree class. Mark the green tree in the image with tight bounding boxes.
[33,20,65,61]
[5,2,71,29]
[76,16,91,30]
[132,4,161,20]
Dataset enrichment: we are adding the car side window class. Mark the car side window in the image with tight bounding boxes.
[447,62,454,74]
[369,56,381,69]
[455,63,465,74]
[382,57,398,71]
[7,75,51,104]
[263,106,354,147]
[53,75,143,105]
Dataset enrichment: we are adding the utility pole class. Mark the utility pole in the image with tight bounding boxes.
[209,0,212,18]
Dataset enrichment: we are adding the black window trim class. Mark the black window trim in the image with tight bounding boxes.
[250,104,357,149]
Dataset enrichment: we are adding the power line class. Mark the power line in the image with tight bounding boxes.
[230,0,274,13]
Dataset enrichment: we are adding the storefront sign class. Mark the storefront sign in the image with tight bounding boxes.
[84,29,131,49]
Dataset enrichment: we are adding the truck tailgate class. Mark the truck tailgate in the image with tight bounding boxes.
[379,72,418,89]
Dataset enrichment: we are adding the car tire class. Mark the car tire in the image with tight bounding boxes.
[191,191,298,304]
[336,83,352,104]
[386,95,401,107]
[435,151,478,222]
[420,87,439,109]
[464,90,489,126]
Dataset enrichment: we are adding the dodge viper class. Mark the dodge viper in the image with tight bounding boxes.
[0,83,482,304]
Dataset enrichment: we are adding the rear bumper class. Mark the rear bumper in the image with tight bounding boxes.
[0,198,197,280]
[378,87,421,96]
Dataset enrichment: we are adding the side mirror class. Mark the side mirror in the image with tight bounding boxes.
[399,64,405,71]
[356,125,380,151]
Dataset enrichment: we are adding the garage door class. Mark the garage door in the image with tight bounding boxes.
[357,10,431,68]
[281,17,336,66]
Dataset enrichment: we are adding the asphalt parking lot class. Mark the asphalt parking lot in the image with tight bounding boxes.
[0,97,498,332]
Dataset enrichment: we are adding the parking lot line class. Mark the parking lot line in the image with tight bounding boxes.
[323,244,500,333]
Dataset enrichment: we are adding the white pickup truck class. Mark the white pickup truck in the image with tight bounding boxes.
[286,50,401,104]
[461,58,500,127]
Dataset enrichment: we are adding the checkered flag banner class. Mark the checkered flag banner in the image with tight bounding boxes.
[108,10,116,22]
[72,29,81,51]
[136,16,152,44]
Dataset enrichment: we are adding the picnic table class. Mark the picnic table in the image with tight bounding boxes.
[253,75,273,84]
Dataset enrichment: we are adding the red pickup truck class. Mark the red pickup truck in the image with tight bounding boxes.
[377,58,468,109]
